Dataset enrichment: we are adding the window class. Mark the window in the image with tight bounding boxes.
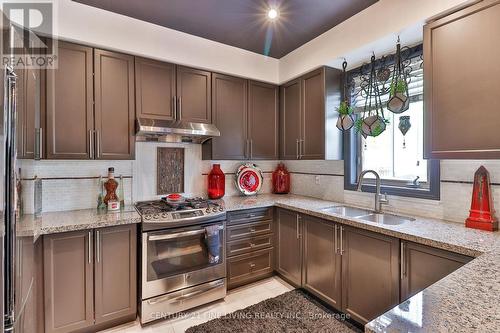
[344,44,440,200]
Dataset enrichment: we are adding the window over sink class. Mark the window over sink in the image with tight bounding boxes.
[343,44,440,200]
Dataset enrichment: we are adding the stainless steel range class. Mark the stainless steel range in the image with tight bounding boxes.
[135,198,227,324]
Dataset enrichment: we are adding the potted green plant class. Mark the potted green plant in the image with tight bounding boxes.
[336,101,354,131]
[360,114,389,137]
[387,78,409,113]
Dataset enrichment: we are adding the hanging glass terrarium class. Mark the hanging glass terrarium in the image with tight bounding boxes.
[336,60,354,131]
[355,54,388,137]
[387,38,410,114]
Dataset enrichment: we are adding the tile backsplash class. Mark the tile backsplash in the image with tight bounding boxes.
[18,141,500,225]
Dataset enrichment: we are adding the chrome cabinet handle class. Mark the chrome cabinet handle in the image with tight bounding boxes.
[250,139,253,159]
[340,226,344,255]
[172,96,177,119]
[400,242,405,279]
[296,215,301,239]
[296,139,299,159]
[96,230,101,263]
[95,130,101,159]
[247,213,256,218]
[178,97,182,120]
[35,128,42,160]
[148,225,223,241]
[88,231,92,264]
[88,130,94,159]
[334,225,339,254]
[147,281,225,305]
[249,263,256,269]
[299,139,304,159]
[249,227,256,233]
[250,243,255,248]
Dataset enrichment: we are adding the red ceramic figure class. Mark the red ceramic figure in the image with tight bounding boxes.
[272,163,290,194]
[208,164,225,199]
[466,166,498,231]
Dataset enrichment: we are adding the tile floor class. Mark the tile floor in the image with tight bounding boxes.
[100,276,295,333]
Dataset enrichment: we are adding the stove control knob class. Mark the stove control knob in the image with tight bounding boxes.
[144,215,151,220]
[212,208,218,212]
[205,209,210,213]
[219,207,224,212]
[153,214,159,220]
[161,213,168,218]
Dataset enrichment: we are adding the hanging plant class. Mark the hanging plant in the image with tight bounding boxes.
[336,60,355,131]
[387,39,410,114]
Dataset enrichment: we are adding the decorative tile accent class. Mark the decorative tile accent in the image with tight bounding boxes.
[157,147,184,195]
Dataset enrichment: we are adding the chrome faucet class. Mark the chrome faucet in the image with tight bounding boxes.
[357,170,389,213]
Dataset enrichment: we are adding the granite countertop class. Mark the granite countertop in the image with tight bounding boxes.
[223,194,500,333]
[19,205,141,240]
[19,193,499,332]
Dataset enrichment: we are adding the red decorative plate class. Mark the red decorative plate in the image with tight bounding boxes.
[235,164,263,196]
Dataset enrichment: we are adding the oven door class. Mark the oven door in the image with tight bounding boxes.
[142,222,225,299]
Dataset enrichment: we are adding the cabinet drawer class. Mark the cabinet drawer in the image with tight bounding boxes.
[227,220,272,241]
[227,208,273,225]
[227,234,274,257]
[227,248,274,289]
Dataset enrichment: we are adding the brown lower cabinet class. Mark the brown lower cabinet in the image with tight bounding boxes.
[400,241,472,301]
[226,208,274,289]
[43,225,137,333]
[341,226,400,324]
[303,215,341,309]
[275,209,303,286]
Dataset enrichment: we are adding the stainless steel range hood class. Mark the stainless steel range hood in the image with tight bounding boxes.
[135,118,220,143]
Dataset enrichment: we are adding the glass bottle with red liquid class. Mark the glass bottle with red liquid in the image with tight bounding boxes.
[272,163,290,194]
[208,164,225,199]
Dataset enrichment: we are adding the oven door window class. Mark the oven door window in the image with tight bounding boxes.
[146,226,223,281]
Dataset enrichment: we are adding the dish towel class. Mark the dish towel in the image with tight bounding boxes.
[205,225,220,264]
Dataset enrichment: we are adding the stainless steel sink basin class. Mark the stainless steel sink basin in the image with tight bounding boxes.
[357,213,415,225]
[321,206,372,218]
[321,206,414,225]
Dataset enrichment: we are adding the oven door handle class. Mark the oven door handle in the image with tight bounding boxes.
[148,225,223,241]
[146,280,225,305]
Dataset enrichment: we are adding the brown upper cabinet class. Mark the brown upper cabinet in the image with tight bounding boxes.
[203,74,279,160]
[46,41,94,160]
[176,66,212,123]
[94,49,135,160]
[280,67,342,160]
[46,42,135,160]
[16,66,45,159]
[135,57,177,121]
[424,0,500,159]
[135,61,212,124]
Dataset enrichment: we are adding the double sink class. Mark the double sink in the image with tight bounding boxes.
[321,206,415,225]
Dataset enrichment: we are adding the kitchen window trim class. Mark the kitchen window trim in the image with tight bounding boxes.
[343,126,441,200]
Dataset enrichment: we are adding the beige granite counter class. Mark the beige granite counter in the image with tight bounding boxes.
[223,194,500,333]
[20,206,141,240]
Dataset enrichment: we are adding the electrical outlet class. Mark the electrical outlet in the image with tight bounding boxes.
[315,175,320,185]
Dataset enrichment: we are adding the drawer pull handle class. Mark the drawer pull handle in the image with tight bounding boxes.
[247,214,256,218]
[250,243,255,248]
[249,263,256,269]
[250,228,256,233]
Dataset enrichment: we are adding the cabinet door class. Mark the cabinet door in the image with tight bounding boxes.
[341,226,399,324]
[401,241,472,301]
[280,78,301,159]
[247,81,279,159]
[135,57,176,121]
[176,66,211,123]
[44,230,94,333]
[424,1,500,159]
[211,73,247,159]
[276,209,302,286]
[94,49,135,160]
[94,225,137,325]
[46,41,93,159]
[301,68,325,159]
[303,216,341,309]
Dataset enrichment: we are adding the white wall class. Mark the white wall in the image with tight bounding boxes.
[278,0,471,82]
[52,0,279,83]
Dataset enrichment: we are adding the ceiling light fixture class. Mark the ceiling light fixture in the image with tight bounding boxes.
[267,8,278,20]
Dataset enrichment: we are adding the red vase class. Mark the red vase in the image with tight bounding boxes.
[208,164,225,199]
[272,163,290,194]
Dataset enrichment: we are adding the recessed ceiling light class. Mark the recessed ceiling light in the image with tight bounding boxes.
[267,8,278,20]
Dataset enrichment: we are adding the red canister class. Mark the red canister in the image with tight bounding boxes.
[208,164,225,199]
[272,163,290,194]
